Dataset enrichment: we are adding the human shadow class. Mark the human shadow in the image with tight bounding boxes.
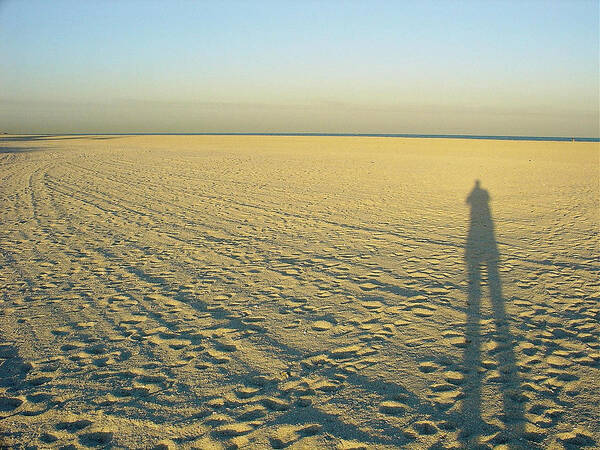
[461,180,526,446]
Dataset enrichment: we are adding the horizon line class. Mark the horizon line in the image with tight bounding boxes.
[2,132,599,142]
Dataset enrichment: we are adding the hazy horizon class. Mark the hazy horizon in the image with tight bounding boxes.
[1,0,599,136]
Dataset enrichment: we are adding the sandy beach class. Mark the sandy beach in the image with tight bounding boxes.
[0,135,598,448]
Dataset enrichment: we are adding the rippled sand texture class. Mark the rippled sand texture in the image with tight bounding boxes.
[0,135,598,448]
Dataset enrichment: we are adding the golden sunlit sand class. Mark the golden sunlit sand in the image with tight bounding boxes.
[0,135,598,448]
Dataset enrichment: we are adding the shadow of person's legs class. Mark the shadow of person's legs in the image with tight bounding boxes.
[461,259,485,441]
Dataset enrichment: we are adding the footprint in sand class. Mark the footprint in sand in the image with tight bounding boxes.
[214,422,254,438]
[55,418,93,432]
[311,320,333,331]
[443,371,465,385]
[236,386,260,399]
[267,423,323,448]
[39,433,59,444]
[361,300,384,310]
[412,420,438,436]
[79,429,114,446]
[0,396,24,412]
[337,440,369,450]
[358,282,379,291]
[379,400,405,415]
[237,404,266,420]
[51,327,71,337]
[418,361,439,373]
[27,375,53,386]
[261,397,291,411]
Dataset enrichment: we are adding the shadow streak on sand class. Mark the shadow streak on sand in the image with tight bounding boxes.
[0,343,31,445]
[0,146,47,154]
[461,181,526,446]
[0,135,121,154]
[0,135,121,143]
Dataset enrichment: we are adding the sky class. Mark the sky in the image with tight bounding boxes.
[1,0,598,136]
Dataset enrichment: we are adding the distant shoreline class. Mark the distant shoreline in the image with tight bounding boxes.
[3,133,599,142]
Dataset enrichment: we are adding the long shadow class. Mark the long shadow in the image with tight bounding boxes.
[0,135,57,142]
[461,180,526,447]
[0,343,31,442]
[0,135,121,143]
[0,146,47,154]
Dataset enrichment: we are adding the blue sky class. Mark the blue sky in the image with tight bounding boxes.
[1,0,598,135]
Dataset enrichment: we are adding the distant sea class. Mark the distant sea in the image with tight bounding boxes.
[5,133,600,142]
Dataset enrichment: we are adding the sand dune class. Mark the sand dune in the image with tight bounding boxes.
[0,135,598,448]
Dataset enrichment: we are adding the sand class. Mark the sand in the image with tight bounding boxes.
[0,135,598,449]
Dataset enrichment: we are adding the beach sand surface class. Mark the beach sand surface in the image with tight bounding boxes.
[0,135,598,448]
